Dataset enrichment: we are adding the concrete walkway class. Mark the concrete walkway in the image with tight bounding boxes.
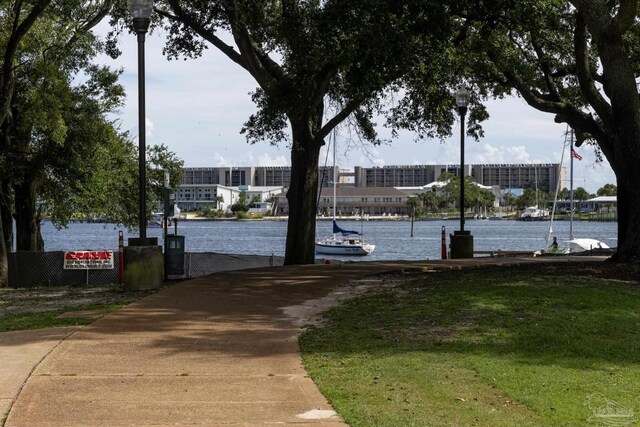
[2,257,605,427]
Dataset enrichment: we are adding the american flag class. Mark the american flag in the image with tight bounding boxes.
[571,148,582,161]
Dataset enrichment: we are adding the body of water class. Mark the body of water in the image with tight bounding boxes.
[40,218,617,261]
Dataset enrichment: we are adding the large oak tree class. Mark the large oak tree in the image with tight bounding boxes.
[109,0,476,265]
[0,0,184,288]
[455,0,640,261]
[0,0,116,285]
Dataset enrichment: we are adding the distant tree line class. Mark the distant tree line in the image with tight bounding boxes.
[409,175,617,217]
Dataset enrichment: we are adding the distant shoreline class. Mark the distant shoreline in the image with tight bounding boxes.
[176,215,616,223]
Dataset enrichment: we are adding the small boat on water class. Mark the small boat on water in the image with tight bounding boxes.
[568,238,610,252]
[315,221,375,256]
[519,206,550,221]
[315,131,375,256]
[148,213,172,228]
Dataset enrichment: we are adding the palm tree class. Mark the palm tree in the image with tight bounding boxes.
[215,195,224,210]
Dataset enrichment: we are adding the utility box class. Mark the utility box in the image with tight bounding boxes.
[450,230,474,259]
[165,235,185,275]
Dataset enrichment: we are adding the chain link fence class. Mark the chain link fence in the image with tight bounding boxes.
[167,252,284,280]
[8,251,285,288]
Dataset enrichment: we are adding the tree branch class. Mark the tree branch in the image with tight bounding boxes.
[164,0,285,89]
[573,11,613,126]
[163,1,246,70]
[612,0,636,34]
[485,45,606,142]
[316,98,365,142]
[226,3,285,87]
[1,0,52,127]
[530,38,560,102]
[65,0,116,49]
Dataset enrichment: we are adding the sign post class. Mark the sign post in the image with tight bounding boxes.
[64,251,115,285]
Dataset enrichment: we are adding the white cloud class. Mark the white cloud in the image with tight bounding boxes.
[256,152,289,166]
[212,153,231,167]
[371,157,385,167]
[145,118,154,137]
[471,143,532,164]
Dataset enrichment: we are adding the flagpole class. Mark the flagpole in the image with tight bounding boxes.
[570,130,575,240]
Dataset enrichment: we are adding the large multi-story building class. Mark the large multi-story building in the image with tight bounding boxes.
[182,164,564,192]
[181,166,338,188]
[471,164,564,193]
[180,167,255,186]
[176,163,565,212]
[353,165,436,188]
[353,164,563,193]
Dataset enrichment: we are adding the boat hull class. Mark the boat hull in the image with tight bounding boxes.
[315,240,375,256]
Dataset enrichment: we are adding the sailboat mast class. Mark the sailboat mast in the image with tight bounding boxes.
[534,167,539,207]
[569,130,575,240]
[332,132,337,226]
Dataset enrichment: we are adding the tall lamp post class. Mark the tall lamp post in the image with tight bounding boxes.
[129,0,153,241]
[450,85,474,258]
[123,0,162,291]
[455,85,469,232]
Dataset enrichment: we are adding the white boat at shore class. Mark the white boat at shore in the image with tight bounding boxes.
[520,206,550,220]
[569,238,610,252]
[315,221,375,255]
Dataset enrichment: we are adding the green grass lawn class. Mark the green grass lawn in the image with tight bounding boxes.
[0,303,128,332]
[300,264,640,427]
[0,284,156,332]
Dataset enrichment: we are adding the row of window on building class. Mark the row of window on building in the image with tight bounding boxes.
[181,163,563,193]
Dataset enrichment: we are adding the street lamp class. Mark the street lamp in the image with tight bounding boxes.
[123,0,162,290]
[455,85,470,232]
[129,0,153,241]
[450,85,474,258]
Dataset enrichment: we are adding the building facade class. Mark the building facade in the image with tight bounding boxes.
[471,164,564,193]
[182,164,563,192]
[182,166,338,188]
[276,186,412,216]
[353,164,563,193]
[177,163,566,213]
[176,184,283,212]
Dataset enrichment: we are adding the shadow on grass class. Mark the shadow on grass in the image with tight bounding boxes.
[300,264,640,369]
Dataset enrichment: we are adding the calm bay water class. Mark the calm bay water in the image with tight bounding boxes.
[40,219,617,261]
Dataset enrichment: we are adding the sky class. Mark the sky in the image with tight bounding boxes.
[95,23,616,194]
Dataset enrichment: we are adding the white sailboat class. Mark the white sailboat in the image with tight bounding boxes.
[546,128,610,254]
[315,134,375,256]
[519,167,550,220]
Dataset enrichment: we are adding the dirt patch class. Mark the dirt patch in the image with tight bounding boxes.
[282,274,405,328]
[0,284,158,316]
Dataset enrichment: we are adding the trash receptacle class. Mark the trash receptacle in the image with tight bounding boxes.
[165,235,185,275]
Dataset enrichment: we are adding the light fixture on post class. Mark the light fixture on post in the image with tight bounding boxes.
[129,0,153,241]
[450,85,474,259]
[124,0,163,291]
[455,85,469,232]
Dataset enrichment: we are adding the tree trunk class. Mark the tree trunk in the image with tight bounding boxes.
[0,111,9,286]
[590,10,640,263]
[284,121,322,265]
[606,137,640,262]
[0,179,11,255]
[14,178,40,252]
